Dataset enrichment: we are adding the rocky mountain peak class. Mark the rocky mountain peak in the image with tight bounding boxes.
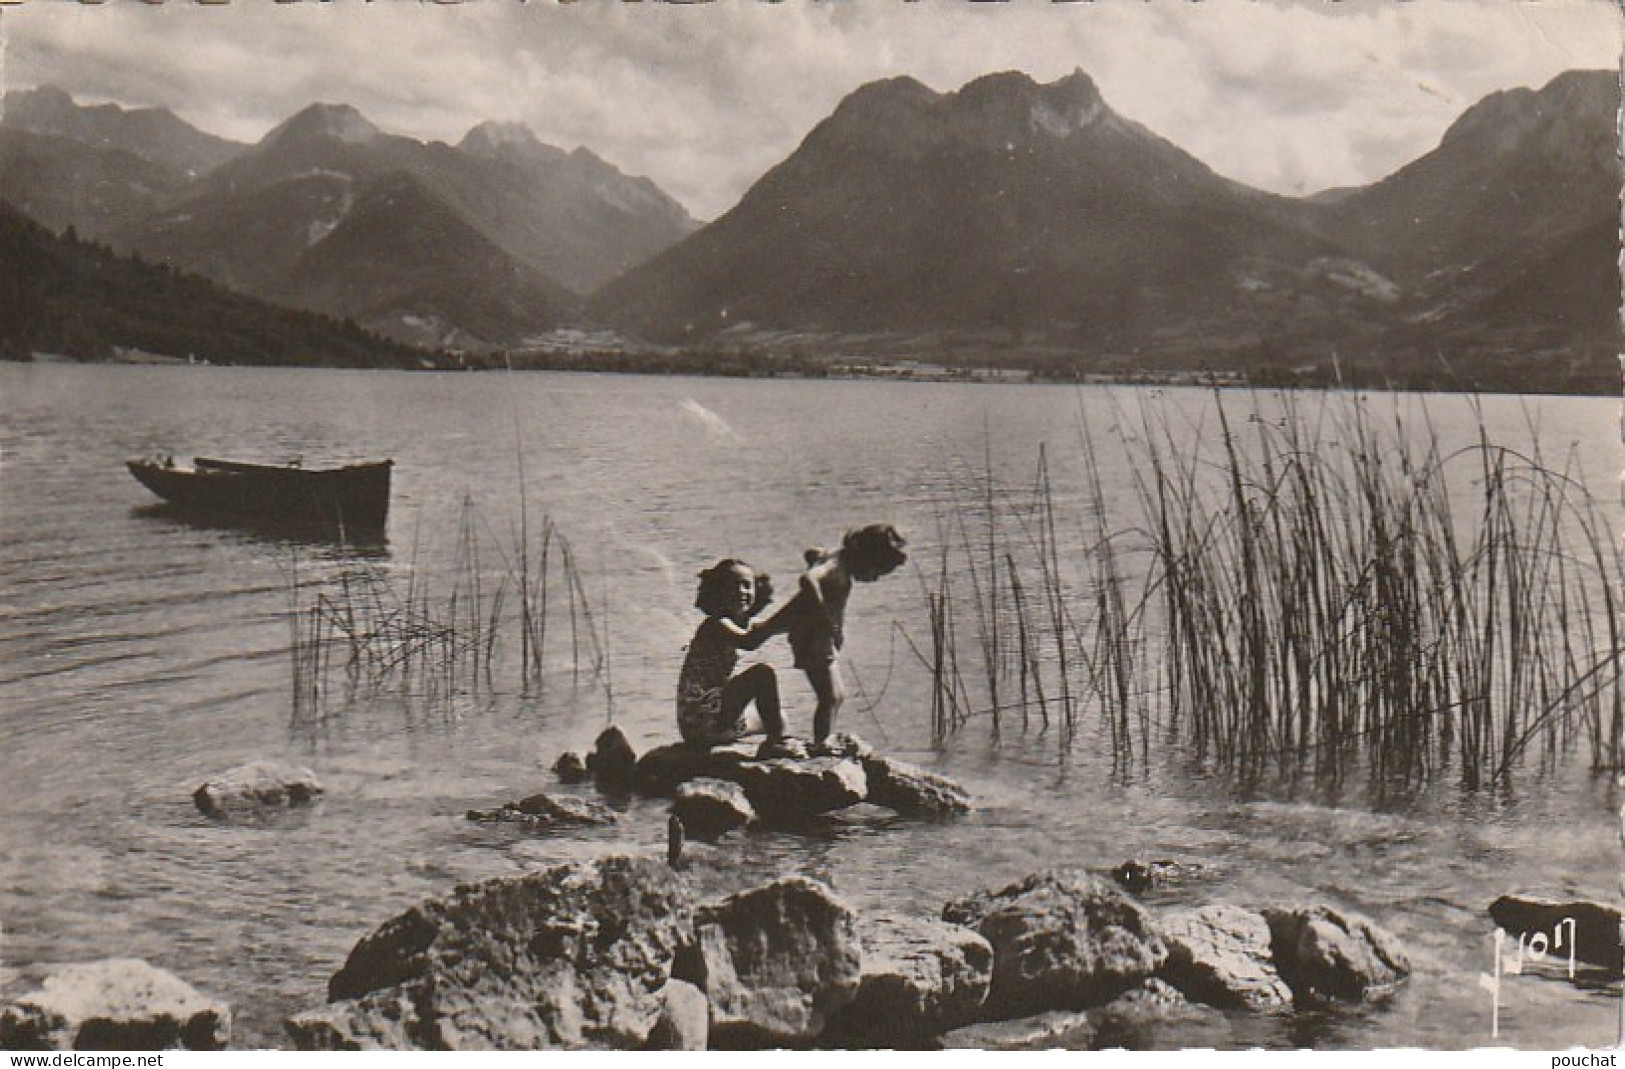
[264,103,384,148]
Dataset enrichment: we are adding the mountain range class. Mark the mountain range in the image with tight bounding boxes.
[592,67,1620,392]
[2,71,1618,391]
[1,88,697,349]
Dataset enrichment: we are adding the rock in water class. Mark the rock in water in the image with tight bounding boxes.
[944,870,1168,1018]
[0,959,230,1050]
[1111,859,1212,894]
[552,751,590,783]
[193,760,323,819]
[1487,895,1623,973]
[730,755,867,819]
[672,778,756,840]
[861,755,972,817]
[586,727,639,790]
[680,876,863,1046]
[290,855,694,1050]
[1157,904,1293,1010]
[465,791,617,828]
[635,742,751,796]
[829,912,992,1043]
[1262,904,1410,1005]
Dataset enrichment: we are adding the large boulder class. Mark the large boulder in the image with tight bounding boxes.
[861,755,972,817]
[730,756,867,820]
[291,855,694,1050]
[678,876,862,1046]
[1487,895,1623,973]
[1262,904,1410,1005]
[465,791,617,829]
[829,912,992,1044]
[944,870,1168,1018]
[193,760,323,819]
[586,727,639,791]
[0,959,230,1050]
[672,778,755,840]
[1157,904,1292,1011]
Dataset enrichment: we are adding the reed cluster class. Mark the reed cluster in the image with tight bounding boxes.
[286,497,611,725]
[916,393,1623,789]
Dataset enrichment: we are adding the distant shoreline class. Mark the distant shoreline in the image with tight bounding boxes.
[14,348,1620,399]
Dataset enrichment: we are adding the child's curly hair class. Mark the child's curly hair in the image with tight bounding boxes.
[693,559,774,617]
[842,524,908,576]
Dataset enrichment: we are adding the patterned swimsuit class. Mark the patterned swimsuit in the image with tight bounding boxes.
[676,618,745,745]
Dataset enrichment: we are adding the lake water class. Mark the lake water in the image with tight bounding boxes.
[0,362,1618,1049]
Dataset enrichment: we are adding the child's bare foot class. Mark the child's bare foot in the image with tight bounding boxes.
[756,736,808,761]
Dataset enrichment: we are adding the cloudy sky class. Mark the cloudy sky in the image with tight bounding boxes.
[1,0,1618,220]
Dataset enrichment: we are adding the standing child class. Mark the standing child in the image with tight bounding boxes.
[677,559,802,758]
[767,524,907,748]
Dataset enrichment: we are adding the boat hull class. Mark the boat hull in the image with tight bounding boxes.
[127,458,392,533]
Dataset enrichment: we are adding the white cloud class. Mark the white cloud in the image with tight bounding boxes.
[1,0,1618,218]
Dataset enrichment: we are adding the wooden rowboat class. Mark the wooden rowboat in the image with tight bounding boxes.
[127,456,392,533]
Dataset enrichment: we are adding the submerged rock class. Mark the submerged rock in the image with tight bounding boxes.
[944,870,1168,1018]
[679,875,862,1046]
[829,912,992,1044]
[861,754,972,817]
[193,760,323,819]
[293,855,694,1050]
[1488,895,1623,973]
[0,959,230,1050]
[672,778,755,840]
[1111,859,1212,894]
[465,791,617,829]
[1263,904,1410,1005]
[586,727,639,791]
[1157,904,1292,1011]
[936,1009,1097,1050]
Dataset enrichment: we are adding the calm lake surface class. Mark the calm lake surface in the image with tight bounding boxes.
[0,362,1618,1049]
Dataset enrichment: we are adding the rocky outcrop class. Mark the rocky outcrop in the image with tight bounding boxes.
[1157,904,1292,1010]
[1487,895,1623,972]
[586,727,639,791]
[0,959,230,1050]
[944,870,1167,1018]
[861,755,972,817]
[829,912,992,1043]
[465,791,617,829]
[292,856,694,1050]
[1263,905,1410,1005]
[193,760,323,819]
[679,876,863,1046]
[672,778,755,840]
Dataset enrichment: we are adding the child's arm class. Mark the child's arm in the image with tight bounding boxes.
[717,610,786,651]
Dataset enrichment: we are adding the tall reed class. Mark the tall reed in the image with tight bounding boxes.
[912,392,1623,789]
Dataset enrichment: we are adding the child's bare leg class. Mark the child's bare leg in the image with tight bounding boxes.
[723,663,784,739]
[804,661,845,743]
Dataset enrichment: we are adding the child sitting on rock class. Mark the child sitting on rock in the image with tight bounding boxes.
[676,559,804,759]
